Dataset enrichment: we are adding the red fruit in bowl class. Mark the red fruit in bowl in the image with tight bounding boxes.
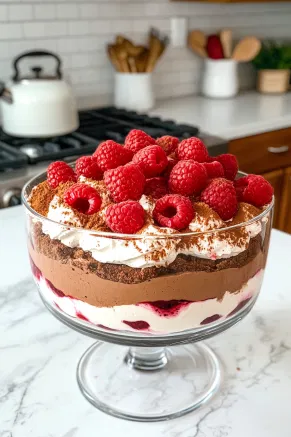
[176,137,209,163]
[106,201,145,234]
[93,140,133,171]
[156,136,179,155]
[132,145,168,177]
[47,161,76,189]
[203,161,225,179]
[162,157,178,179]
[153,194,194,230]
[169,160,208,196]
[124,129,155,154]
[64,183,102,215]
[104,164,145,202]
[75,156,103,180]
[216,154,238,181]
[234,175,273,207]
[200,178,238,221]
[144,177,168,199]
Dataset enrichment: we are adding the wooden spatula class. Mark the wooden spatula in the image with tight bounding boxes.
[232,37,261,62]
[220,29,232,58]
[189,40,207,58]
[188,30,206,48]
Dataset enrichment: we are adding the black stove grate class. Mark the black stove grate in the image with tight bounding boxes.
[0,107,200,171]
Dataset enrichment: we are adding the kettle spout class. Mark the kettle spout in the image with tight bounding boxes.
[0,82,13,104]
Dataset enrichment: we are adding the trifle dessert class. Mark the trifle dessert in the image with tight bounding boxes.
[25,129,273,334]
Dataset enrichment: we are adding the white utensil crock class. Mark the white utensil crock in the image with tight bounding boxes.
[202,59,238,99]
[114,73,155,112]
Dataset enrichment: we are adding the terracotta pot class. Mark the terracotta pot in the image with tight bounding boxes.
[257,69,290,94]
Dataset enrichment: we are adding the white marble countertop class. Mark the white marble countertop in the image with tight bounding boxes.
[1,205,291,437]
[150,91,291,140]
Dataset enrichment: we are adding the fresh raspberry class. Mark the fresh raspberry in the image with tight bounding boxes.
[124,129,155,154]
[156,136,179,155]
[200,178,238,220]
[144,177,168,199]
[206,156,216,163]
[176,137,209,163]
[93,140,133,172]
[75,156,103,180]
[169,160,207,196]
[132,145,168,177]
[106,201,145,234]
[216,154,238,180]
[162,158,178,179]
[203,161,225,179]
[64,183,102,215]
[234,175,273,207]
[153,194,194,230]
[47,161,76,189]
[104,164,145,202]
[234,177,248,201]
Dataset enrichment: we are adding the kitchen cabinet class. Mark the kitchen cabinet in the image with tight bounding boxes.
[261,169,284,229]
[229,127,291,233]
[173,0,291,3]
[278,167,291,233]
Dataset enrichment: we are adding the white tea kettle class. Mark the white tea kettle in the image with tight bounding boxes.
[0,50,79,137]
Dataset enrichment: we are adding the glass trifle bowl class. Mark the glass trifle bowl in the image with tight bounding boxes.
[22,169,274,422]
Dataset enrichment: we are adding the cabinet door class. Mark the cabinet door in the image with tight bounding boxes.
[172,0,291,3]
[261,169,284,229]
[229,128,291,174]
[278,167,291,233]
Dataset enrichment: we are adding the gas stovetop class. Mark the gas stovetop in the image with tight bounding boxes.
[0,106,227,208]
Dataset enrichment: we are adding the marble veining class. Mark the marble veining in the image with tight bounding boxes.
[1,206,291,437]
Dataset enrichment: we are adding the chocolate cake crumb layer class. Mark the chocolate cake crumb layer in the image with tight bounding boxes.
[31,222,264,284]
[30,243,265,307]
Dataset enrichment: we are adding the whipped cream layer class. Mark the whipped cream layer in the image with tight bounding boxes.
[39,175,267,267]
[37,269,264,333]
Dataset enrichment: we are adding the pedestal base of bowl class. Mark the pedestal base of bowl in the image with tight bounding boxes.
[76,341,222,422]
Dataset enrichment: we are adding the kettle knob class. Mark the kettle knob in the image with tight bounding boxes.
[31,66,43,78]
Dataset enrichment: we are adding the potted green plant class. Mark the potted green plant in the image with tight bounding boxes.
[252,42,291,94]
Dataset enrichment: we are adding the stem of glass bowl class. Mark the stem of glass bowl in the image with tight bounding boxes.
[124,347,168,370]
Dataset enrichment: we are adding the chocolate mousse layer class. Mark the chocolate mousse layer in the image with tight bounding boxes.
[30,244,265,307]
[29,222,268,307]
[31,222,264,284]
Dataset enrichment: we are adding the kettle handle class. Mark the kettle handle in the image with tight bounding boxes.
[12,50,62,81]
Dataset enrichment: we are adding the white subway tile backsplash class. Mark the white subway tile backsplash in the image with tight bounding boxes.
[56,3,79,19]
[23,22,45,38]
[8,4,33,21]
[34,4,56,20]
[71,51,108,69]
[57,37,81,54]
[88,20,113,35]
[0,23,22,40]
[45,21,68,37]
[0,5,8,22]
[79,3,99,19]
[68,20,90,36]
[0,0,290,105]
[24,21,67,38]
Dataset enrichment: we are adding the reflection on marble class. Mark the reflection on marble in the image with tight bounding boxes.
[1,206,291,437]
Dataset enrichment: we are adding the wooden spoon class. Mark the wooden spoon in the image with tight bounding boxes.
[114,45,130,72]
[189,41,207,58]
[107,45,122,72]
[220,29,232,58]
[188,30,206,48]
[232,37,261,62]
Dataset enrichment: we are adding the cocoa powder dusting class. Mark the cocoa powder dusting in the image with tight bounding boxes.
[28,181,55,217]
[28,175,265,240]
